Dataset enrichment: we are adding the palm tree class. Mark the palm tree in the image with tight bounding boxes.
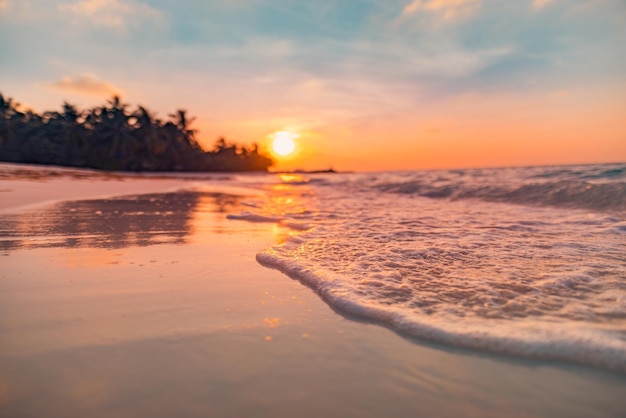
[132,106,167,170]
[0,93,21,145]
[57,102,89,166]
[0,92,274,172]
[169,109,200,150]
[91,96,141,170]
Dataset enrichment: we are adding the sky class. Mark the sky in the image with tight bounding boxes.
[1,0,625,171]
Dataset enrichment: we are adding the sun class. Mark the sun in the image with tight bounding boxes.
[271,131,298,156]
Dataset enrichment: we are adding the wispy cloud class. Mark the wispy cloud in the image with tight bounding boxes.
[58,0,164,30]
[406,46,514,78]
[532,0,555,10]
[215,38,293,59]
[402,0,482,20]
[48,74,122,98]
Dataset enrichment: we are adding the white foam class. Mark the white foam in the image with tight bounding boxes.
[258,250,626,373]
[247,166,626,373]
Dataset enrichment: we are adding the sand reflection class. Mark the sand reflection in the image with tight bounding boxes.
[0,191,242,252]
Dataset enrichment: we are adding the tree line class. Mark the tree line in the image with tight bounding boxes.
[0,93,273,172]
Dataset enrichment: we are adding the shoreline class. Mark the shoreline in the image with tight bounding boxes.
[1,170,625,417]
[0,162,268,214]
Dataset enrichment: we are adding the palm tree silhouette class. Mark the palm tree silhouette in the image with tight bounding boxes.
[0,93,273,172]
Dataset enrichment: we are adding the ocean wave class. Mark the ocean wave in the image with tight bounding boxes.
[221,163,626,372]
[258,250,626,373]
[369,165,626,212]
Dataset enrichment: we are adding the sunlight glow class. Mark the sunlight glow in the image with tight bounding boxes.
[271,131,298,156]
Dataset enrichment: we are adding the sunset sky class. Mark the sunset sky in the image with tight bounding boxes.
[1,0,625,171]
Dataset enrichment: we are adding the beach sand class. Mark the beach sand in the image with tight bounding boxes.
[0,167,625,417]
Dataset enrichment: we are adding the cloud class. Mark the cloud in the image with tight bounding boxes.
[402,0,482,19]
[532,0,555,10]
[408,46,514,78]
[0,0,10,12]
[215,38,293,58]
[48,74,122,98]
[58,0,164,30]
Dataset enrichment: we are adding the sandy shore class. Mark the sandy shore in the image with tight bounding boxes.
[0,167,625,417]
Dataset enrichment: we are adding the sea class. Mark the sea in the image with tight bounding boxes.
[2,162,625,374]
[228,163,626,373]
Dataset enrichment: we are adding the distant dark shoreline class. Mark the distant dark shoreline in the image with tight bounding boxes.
[274,168,340,174]
[0,93,273,173]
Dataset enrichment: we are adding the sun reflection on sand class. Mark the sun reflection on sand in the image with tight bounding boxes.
[0,174,322,359]
[0,191,257,252]
[188,193,244,238]
[266,176,313,216]
[272,224,291,244]
[49,248,125,269]
[264,317,282,328]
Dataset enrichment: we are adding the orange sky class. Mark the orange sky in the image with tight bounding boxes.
[1,0,625,171]
[196,83,626,171]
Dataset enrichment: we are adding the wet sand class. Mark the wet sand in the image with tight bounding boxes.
[0,167,625,417]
